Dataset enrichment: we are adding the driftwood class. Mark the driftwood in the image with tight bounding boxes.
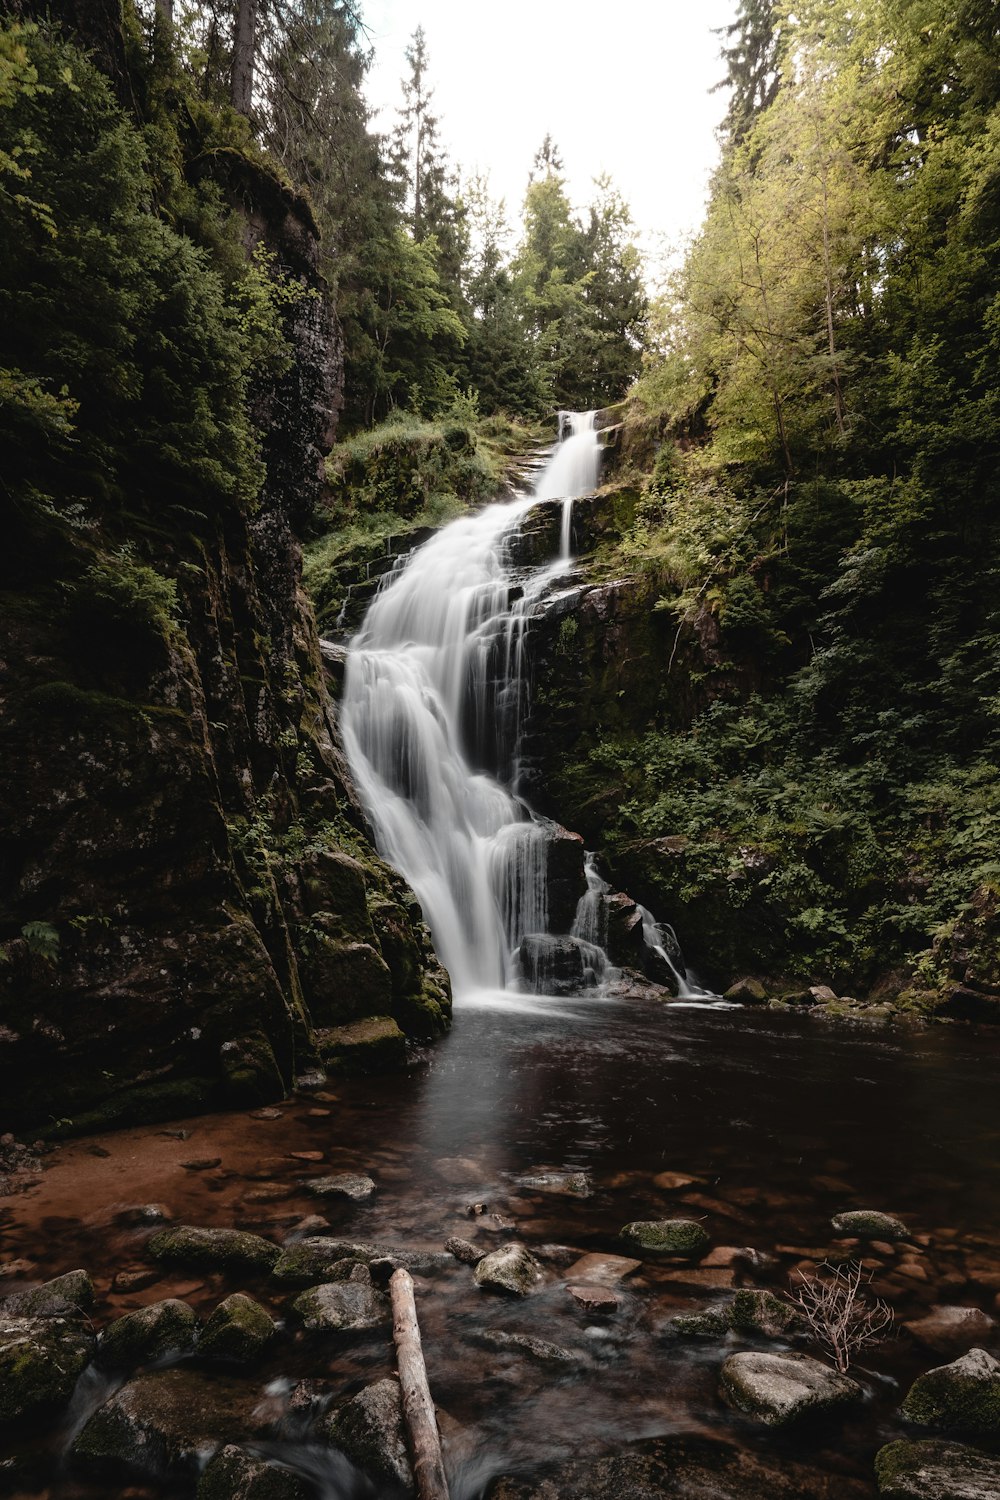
[390,1267,450,1500]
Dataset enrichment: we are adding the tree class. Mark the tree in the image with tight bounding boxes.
[462,174,544,415]
[716,0,783,145]
[231,0,256,115]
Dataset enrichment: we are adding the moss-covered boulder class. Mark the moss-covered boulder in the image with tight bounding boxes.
[73,1369,260,1481]
[197,1444,312,1500]
[831,1210,908,1240]
[724,977,769,1005]
[315,1015,407,1075]
[147,1226,280,1274]
[474,1243,544,1297]
[305,1173,376,1201]
[321,1378,412,1490]
[668,1306,734,1339]
[620,1220,710,1259]
[100,1299,198,1367]
[720,1350,863,1426]
[0,1313,95,1424]
[290,1281,388,1332]
[900,1348,1000,1433]
[731,1289,800,1338]
[875,1437,1000,1498]
[219,1035,285,1109]
[198,1294,276,1364]
[1,1269,94,1318]
[271,1239,374,1286]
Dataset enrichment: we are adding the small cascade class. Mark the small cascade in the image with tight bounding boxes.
[533,411,601,560]
[341,412,699,1000]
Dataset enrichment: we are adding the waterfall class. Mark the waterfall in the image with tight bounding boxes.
[341,412,687,1000]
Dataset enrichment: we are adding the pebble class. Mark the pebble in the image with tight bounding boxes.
[563,1253,641,1284]
[567,1283,619,1312]
[652,1171,700,1191]
[306,1109,331,1118]
[181,1158,221,1171]
[112,1269,160,1293]
[0,1259,36,1278]
[87,1145,111,1158]
[249,1109,283,1121]
[289,1151,324,1163]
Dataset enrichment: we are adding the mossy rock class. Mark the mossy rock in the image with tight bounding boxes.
[831,1210,908,1240]
[0,1314,95,1424]
[720,1350,863,1426]
[2,1269,94,1318]
[874,1437,1000,1498]
[198,1293,276,1365]
[724,977,769,1005]
[72,1369,260,1482]
[219,1034,284,1109]
[731,1289,800,1338]
[315,1015,406,1075]
[474,1243,544,1297]
[900,1348,1000,1433]
[620,1219,710,1259]
[302,940,393,1026]
[290,1281,388,1331]
[271,1239,373,1287]
[320,1378,412,1490]
[147,1226,280,1274]
[197,1444,312,1500]
[100,1299,198,1367]
[669,1306,733,1338]
[37,1077,217,1140]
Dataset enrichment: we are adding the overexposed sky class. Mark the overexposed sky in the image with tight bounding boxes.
[360,0,737,278]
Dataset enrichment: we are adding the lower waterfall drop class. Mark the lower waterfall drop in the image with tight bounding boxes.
[341,413,693,999]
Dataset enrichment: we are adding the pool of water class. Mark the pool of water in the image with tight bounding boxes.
[3,994,1000,1497]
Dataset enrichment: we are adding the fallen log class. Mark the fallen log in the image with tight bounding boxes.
[390,1267,450,1500]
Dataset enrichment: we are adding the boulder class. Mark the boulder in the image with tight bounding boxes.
[291,1281,388,1332]
[1,1269,94,1318]
[198,1294,276,1364]
[875,1438,1000,1499]
[831,1210,908,1241]
[514,935,603,996]
[0,1313,95,1423]
[904,1306,997,1356]
[321,1378,412,1490]
[668,1307,733,1338]
[445,1237,482,1265]
[147,1226,280,1274]
[474,1243,544,1296]
[272,1236,447,1285]
[305,1174,376,1201]
[197,1444,312,1500]
[900,1348,1000,1432]
[315,1015,407,1075]
[724,978,768,1005]
[730,1289,800,1338]
[73,1369,260,1481]
[100,1299,198,1367]
[620,1220,710,1259]
[720,1350,863,1426]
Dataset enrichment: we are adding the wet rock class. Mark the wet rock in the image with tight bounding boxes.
[514,935,603,996]
[659,1267,736,1290]
[198,1294,276,1364]
[147,1226,280,1274]
[474,1243,543,1296]
[730,1288,800,1338]
[900,1348,1000,1432]
[100,1299,198,1366]
[724,978,768,1005]
[517,1171,593,1197]
[668,1306,733,1338]
[904,1306,997,1355]
[73,1369,260,1481]
[489,1430,871,1498]
[810,985,840,1004]
[117,1203,173,1227]
[321,1377,412,1490]
[475,1328,577,1365]
[831,1210,908,1240]
[182,1158,222,1172]
[0,1313,95,1423]
[567,1283,619,1313]
[445,1237,483,1266]
[291,1281,389,1331]
[875,1437,1000,1498]
[305,1173,376,1201]
[564,1252,641,1284]
[197,1444,311,1500]
[316,1015,407,1074]
[272,1236,448,1285]
[720,1350,863,1426]
[113,1268,161,1294]
[620,1219,710,1259]
[652,1171,701,1191]
[2,1268,94,1317]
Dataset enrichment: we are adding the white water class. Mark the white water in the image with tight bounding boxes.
[341,413,696,1001]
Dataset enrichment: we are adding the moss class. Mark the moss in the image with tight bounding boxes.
[831,1210,908,1240]
[874,1438,1000,1498]
[36,1078,218,1141]
[147,1226,280,1275]
[620,1219,710,1258]
[0,1315,95,1423]
[197,1294,276,1364]
[731,1289,799,1338]
[315,1015,407,1075]
[670,1307,733,1338]
[900,1350,1000,1432]
[197,1445,310,1500]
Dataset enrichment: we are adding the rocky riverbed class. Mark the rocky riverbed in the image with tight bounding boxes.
[3,996,1000,1499]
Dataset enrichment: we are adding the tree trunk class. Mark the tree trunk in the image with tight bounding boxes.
[390,1269,450,1500]
[231,0,257,118]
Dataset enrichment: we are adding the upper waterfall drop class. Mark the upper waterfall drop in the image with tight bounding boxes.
[533,411,601,560]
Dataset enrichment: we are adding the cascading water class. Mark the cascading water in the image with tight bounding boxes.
[341,413,698,1000]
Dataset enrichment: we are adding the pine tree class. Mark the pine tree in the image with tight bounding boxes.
[716,0,782,145]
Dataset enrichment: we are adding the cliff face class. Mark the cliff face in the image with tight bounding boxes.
[0,21,449,1134]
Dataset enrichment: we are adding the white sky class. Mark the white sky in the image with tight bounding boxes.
[360,0,737,281]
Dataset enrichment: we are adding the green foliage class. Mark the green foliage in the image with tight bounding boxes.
[20,921,60,963]
[74,548,179,637]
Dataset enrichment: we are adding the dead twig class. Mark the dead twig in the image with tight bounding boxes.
[788,1259,893,1374]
